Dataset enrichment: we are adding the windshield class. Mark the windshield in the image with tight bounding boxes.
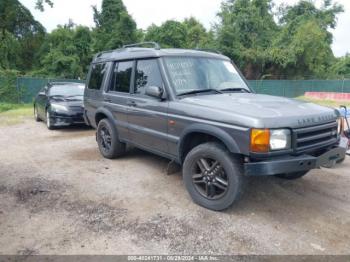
[49,84,85,97]
[164,57,250,95]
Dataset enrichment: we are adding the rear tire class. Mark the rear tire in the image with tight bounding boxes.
[34,105,41,122]
[182,142,246,211]
[275,171,309,180]
[96,118,126,159]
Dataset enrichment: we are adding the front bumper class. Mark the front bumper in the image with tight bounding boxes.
[244,146,346,176]
[50,114,85,127]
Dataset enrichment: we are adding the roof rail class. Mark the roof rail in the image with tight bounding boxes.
[194,48,223,55]
[123,42,161,50]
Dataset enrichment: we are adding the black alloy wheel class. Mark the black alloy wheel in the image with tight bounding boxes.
[192,157,229,200]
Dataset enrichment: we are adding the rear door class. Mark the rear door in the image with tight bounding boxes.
[102,61,134,141]
[84,62,109,126]
[127,58,169,154]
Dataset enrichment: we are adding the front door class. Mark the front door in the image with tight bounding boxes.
[127,59,169,154]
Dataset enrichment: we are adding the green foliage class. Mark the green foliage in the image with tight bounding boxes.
[330,55,350,78]
[144,18,214,49]
[93,0,139,51]
[0,0,348,81]
[145,21,187,48]
[0,103,30,113]
[216,0,278,79]
[0,69,20,103]
[268,0,343,79]
[35,0,53,11]
[0,0,46,71]
[0,31,21,69]
[37,25,93,79]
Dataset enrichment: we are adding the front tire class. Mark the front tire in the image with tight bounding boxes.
[182,142,245,211]
[275,171,309,180]
[46,110,55,130]
[96,118,126,159]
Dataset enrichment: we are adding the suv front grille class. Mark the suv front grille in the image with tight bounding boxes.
[293,121,338,153]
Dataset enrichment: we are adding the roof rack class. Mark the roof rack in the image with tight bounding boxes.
[123,42,161,50]
[194,48,223,55]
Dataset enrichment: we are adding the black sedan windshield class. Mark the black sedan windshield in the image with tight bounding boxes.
[49,84,85,97]
[164,57,250,95]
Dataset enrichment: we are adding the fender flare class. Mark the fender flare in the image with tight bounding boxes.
[94,108,117,127]
[178,123,241,162]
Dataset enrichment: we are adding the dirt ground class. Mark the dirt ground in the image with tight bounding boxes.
[0,119,350,255]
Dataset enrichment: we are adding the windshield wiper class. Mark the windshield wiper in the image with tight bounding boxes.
[66,95,83,98]
[219,88,251,93]
[177,89,223,97]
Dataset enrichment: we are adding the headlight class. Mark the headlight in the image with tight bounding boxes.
[50,103,69,112]
[270,129,291,150]
[251,129,291,153]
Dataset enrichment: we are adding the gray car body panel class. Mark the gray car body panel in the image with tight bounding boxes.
[84,47,340,165]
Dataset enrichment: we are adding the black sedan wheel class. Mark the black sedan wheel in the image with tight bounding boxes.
[97,118,126,159]
[34,105,41,122]
[46,110,55,130]
[183,142,245,211]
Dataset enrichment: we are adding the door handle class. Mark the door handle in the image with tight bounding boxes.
[104,98,112,103]
[127,101,137,107]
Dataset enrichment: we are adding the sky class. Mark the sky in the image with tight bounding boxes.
[19,0,350,57]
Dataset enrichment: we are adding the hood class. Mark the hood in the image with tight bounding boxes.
[180,93,339,128]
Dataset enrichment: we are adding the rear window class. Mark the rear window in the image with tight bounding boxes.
[109,61,133,93]
[88,63,107,90]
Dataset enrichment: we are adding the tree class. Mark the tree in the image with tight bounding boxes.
[183,17,214,49]
[35,0,53,11]
[92,0,139,51]
[270,0,344,78]
[145,20,187,48]
[144,18,213,49]
[215,0,278,79]
[0,0,46,71]
[0,31,21,70]
[330,55,350,78]
[37,25,93,78]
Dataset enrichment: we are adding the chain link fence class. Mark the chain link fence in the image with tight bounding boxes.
[1,76,350,103]
[0,76,85,103]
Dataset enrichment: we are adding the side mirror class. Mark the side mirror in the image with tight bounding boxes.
[145,86,164,99]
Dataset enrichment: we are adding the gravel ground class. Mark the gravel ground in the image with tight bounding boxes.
[0,119,350,255]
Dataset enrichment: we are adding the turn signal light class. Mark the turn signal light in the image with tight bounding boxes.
[250,129,270,153]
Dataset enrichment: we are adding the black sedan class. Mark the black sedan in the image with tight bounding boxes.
[34,82,86,129]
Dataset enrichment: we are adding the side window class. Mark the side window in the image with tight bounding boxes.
[88,63,106,90]
[110,61,133,93]
[135,59,163,95]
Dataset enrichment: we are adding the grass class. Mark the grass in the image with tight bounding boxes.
[0,103,33,126]
[296,96,350,108]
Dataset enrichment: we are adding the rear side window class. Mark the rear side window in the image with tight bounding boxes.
[135,59,163,95]
[88,63,106,90]
[110,61,133,93]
